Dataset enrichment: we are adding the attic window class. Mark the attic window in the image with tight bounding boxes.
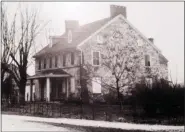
[137,39,143,46]
[68,30,72,43]
[97,35,103,44]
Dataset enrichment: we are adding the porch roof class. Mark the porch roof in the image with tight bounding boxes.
[27,69,71,79]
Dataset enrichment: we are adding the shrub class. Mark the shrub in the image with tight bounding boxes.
[130,79,184,117]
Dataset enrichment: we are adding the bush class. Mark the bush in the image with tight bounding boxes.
[103,90,120,105]
[130,79,184,117]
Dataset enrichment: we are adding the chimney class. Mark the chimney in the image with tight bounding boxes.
[148,38,154,43]
[65,20,79,32]
[110,5,127,18]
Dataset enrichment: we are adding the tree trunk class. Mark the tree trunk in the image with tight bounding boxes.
[19,79,26,105]
[116,79,120,102]
[116,79,121,110]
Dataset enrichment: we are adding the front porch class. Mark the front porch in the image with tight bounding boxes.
[27,69,75,102]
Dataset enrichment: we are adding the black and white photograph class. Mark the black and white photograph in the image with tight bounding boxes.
[1,2,184,132]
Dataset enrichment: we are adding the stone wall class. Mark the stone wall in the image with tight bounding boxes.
[79,16,168,93]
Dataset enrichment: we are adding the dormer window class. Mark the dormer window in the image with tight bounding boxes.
[97,35,103,44]
[68,30,72,43]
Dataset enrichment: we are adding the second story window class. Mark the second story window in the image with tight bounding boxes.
[38,60,41,70]
[49,57,52,68]
[145,55,150,66]
[43,58,46,69]
[63,54,66,67]
[71,52,74,65]
[93,51,100,66]
[55,56,58,67]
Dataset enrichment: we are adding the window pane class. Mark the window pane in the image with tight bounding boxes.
[50,58,52,68]
[92,77,101,93]
[71,53,74,65]
[93,52,100,65]
[55,56,58,67]
[63,54,66,66]
[38,60,41,70]
[44,58,46,69]
[145,55,150,66]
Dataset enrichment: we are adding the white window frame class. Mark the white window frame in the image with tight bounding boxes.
[137,39,143,47]
[92,77,102,94]
[92,51,101,66]
[96,35,104,44]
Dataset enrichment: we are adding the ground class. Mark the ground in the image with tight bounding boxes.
[2,114,184,132]
[2,114,84,132]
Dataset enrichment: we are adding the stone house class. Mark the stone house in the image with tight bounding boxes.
[27,5,168,102]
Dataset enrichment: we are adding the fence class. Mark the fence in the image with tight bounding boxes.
[2,101,134,121]
[2,101,184,125]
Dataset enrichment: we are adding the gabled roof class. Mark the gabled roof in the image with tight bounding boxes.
[33,17,111,58]
[33,14,167,62]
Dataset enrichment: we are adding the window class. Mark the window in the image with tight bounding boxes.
[63,54,66,66]
[145,55,150,66]
[97,35,103,44]
[81,52,84,65]
[43,58,46,69]
[137,39,143,46]
[71,52,74,65]
[146,78,153,88]
[93,51,100,66]
[70,77,75,93]
[55,56,58,67]
[68,30,72,43]
[38,60,41,70]
[49,57,52,68]
[92,77,101,93]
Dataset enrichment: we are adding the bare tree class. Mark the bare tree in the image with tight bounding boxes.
[1,5,16,82]
[1,4,47,104]
[81,29,143,107]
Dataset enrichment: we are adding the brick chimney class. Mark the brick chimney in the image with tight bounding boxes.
[148,38,154,43]
[65,20,79,32]
[110,5,127,18]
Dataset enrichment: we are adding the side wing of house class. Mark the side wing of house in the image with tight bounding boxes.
[78,15,168,93]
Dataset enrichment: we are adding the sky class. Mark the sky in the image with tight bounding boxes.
[4,2,184,84]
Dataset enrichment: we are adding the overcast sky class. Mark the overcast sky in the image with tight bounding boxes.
[4,2,184,84]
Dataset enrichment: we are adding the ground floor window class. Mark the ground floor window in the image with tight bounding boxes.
[146,78,153,88]
[92,77,101,93]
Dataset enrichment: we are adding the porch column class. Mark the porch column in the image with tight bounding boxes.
[66,78,69,98]
[46,77,51,101]
[30,79,33,102]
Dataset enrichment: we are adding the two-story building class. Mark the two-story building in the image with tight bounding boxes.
[28,5,168,102]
